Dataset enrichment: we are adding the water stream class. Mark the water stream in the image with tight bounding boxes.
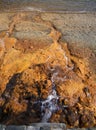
[33,44,74,122]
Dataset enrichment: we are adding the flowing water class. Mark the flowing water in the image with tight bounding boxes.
[0,0,96,12]
[33,44,74,122]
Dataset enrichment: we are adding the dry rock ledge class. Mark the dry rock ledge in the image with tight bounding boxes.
[0,12,96,129]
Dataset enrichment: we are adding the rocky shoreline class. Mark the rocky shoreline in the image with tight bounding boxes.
[0,12,96,128]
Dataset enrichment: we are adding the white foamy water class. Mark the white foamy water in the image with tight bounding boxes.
[33,44,74,122]
[41,87,59,122]
[41,52,72,122]
[41,67,67,122]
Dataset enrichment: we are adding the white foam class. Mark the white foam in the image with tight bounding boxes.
[41,109,52,122]
[41,68,60,122]
[33,44,74,122]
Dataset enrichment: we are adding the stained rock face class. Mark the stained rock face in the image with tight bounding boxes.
[0,12,96,128]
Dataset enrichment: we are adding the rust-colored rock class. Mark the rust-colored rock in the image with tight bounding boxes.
[0,17,96,128]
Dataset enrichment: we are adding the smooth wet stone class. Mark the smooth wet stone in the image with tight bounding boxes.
[70,128,87,130]
[0,125,6,130]
[50,123,66,130]
[88,128,96,130]
[27,126,40,130]
[32,123,66,128]
[51,128,64,130]
[5,126,26,130]
[68,128,96,130]
[40,126,50,130]
[27,123,66,130]
[0,124,96,130]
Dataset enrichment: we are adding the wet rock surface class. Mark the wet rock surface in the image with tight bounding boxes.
[0,12,96,129]
[0,124,96,130]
